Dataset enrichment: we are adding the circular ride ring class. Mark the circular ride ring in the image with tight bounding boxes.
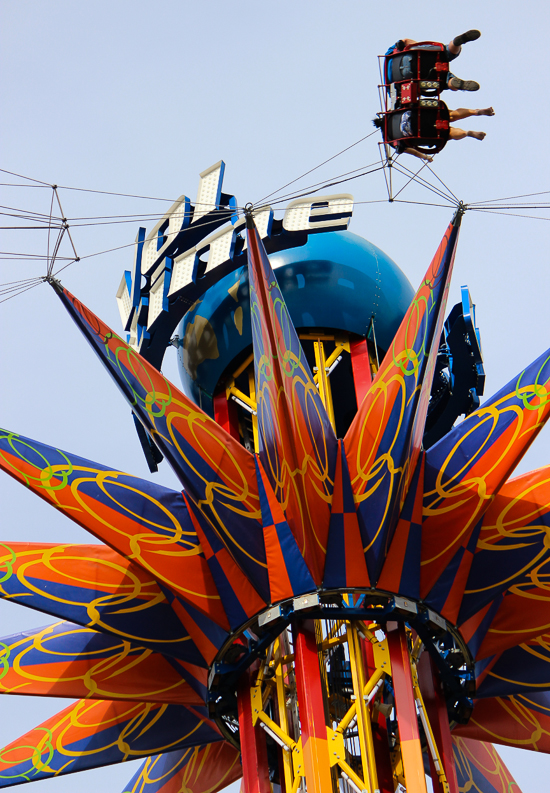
[209,591,475,793]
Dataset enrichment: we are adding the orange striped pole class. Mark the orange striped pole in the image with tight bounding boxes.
[386,622,428,793]
[293,620,334,793]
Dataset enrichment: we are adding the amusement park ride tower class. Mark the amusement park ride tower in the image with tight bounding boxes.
[1,161,550,793]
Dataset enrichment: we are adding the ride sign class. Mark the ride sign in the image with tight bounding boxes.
[116,160,354,369]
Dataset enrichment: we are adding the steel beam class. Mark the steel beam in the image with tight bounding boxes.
[418,653,459,793]
[237,666,271,793]
[362,634,394,793]
[350,338,372,405]
[386,622,428,793]
[293,620,334,793]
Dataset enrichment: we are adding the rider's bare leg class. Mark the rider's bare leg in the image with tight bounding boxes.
[449,107,494,121]
[449,127,486,141]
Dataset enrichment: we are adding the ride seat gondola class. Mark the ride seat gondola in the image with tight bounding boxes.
[385,41,450,101]
[382,101,450,155]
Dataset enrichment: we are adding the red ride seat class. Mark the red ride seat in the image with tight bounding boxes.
[385,42,450,96]
[382,101,451,155]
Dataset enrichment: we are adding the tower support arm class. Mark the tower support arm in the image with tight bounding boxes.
[293,620,335,793]
[386,622,428,793]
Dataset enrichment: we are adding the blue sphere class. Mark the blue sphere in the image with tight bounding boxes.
[177,230,414,409]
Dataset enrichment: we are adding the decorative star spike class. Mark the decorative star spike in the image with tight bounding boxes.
[51,282,270,599]
[475,589,550,660]
[0,621,204,704]
[421,346,550,622]
[376,453,425,599]
[183,493,268,630]
[459,465,550,625]
[344,213,461,583]
[323,440,370,589]
[246,212,337,585]
[125,742,242,793]
[476,632,550,697]
[0,541,206,662]
[0,700,222,786]
[453,737,521,793]
[0,428,227,626]
[157,589,229,667]
[454,692,550,753]
[255,455,317,601]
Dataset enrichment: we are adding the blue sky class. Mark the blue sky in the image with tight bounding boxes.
[1,2,549,791]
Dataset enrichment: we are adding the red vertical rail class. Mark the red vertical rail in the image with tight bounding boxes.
[418,653,459,793]
[386,622,428,793]
[237,667,271,793]
[350,338,372,407]
[293,620,334,793]
[213,391,240,439]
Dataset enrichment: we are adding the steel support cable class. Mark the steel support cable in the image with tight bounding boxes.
[392,199,462,209]
[468,208,550,221]
[0,168,171,200]
[0,253,72,260]
[388,161,459,205]
[254,130,379,206]
[0,211,61,223]
[53,188,79,266]
[466,203,550,210]
[0,280,44,305]
[46,188,55,277]
[63,215,231,229]
[0,275,44,290]
[0,215,60,225]
[254,159,383,208]
[0,203,61,219]
[0,182,50,189]
[0,279,47,294]
[50,184,380,278]
[342,199,388,206]
[57,171,381,224]
[469,190,550,206]
[390,159,435,202]
[424,163,460,204]
[389,165,458,205]
[387,157,460,206]
[20,205,244,226]
[0,169,250,210]
[48,228,67,278]
[268,166,386,208]
[0,168,52,186]
[0,279,43,296]
[0,206,232,225]
[379,142,392,201]
[377,136,462,206]
[51,259,79,277]
[54,211,187,222]
[54,194,248,210]
[0,280,44,295]
[0,208,63,224]
[50,208,247,277]
[55,188,248,211]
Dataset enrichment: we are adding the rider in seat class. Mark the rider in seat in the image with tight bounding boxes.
[373,104,495,161]
[385,30,481,94]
